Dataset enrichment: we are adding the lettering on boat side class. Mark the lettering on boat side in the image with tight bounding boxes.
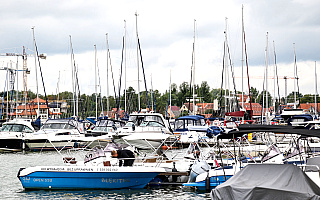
[101,178,130,183]
[41,167,65,171]
[40,167,95,172]
[22,177,30,183]
[32,178,53,183]
[97,168,118,172]
[39,167,119,172]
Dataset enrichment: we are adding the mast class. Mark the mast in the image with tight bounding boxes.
[69,35,76,117]
[16,56,18,119]
[23,47,27,118]
[150,74,153,111]
[293,43,297,109]
[94,44,98,120]
[106,34,110,118]
[241,5,244,108]
[124,20,127,114]
[6,65,9,121]
[265,32,269,124]
[135,12,141,111]
[170,69,172,119]
[224,18,228,113]
[315,61,318,118]
[273,41,276,114]
[57,71,60,119]
[192,19,196,115]
[32,27,40,119]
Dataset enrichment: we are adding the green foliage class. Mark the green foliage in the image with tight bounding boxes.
[5,82,320,120]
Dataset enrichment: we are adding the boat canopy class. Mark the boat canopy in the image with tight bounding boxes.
[174,115,205,132]
[177,115,204,121]
[211,164,320,200]
[217,124,320,140]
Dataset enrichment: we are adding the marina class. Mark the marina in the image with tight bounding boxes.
[1,1,320,199]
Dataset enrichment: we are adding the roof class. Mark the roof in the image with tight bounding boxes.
[242,103,262,116]
[196,103,214,109]
[299,103,320,112]
[170,106,180,111]
[31,98,47,103]
[183,103,194,112]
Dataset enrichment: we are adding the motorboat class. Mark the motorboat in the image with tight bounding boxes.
[0,119,36,152]
[85,118,126,137]
[117,112,173,150]
[17,147,165,190]
[24,118,88,151]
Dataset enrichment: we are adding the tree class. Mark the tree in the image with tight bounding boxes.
[257,90,272,108]
[198,81,211,102]
[177,82,190,105]
[250,87,259,103]
[300,94,320,104]
[286,91,303,104]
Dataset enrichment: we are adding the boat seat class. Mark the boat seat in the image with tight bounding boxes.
[145,158,157,163]
[103,161,111,166]
[63,157,77,164]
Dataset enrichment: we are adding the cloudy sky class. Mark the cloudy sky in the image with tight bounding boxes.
[1,0,320,102]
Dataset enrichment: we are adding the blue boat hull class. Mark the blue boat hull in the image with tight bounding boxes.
[183,175,233,190]
[18,166,163,190]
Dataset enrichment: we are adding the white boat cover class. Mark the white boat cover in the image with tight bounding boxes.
[211,164,320,200]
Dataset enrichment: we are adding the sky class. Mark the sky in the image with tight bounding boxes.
[1,0,320,102]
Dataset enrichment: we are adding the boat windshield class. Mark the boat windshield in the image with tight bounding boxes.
[92,127,110,132]
[128,115,165,127]
[0,124,33,133]
[41,123,75,130]
[96,120,114,127]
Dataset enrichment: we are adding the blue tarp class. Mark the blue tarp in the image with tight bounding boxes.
[176,115,204,121]
[206,126,224,138]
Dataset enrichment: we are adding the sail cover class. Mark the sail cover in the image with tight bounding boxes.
[211,164,320,200]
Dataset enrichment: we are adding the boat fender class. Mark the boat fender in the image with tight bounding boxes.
[205,173,210,192]
[74,141,79,148]
[172,162,178,182]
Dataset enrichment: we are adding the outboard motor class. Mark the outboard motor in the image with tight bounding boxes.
[188,160,210,182]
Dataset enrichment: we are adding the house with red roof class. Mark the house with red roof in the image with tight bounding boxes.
[11,98,60,122]
[101,108,125,119]
[166,106,181,119]
[241,103,262,117]
[298,103,320,115]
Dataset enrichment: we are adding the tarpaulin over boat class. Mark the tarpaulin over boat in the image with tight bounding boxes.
[210,164,320,200]
[217,124,320,140]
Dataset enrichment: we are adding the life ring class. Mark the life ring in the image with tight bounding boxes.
[206,119,211,125]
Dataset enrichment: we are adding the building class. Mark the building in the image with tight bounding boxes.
[100,108,125,119]
[166,106,181,119]
[11,98,61,122]
[241,103,263,118]
[298,103,320,115]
